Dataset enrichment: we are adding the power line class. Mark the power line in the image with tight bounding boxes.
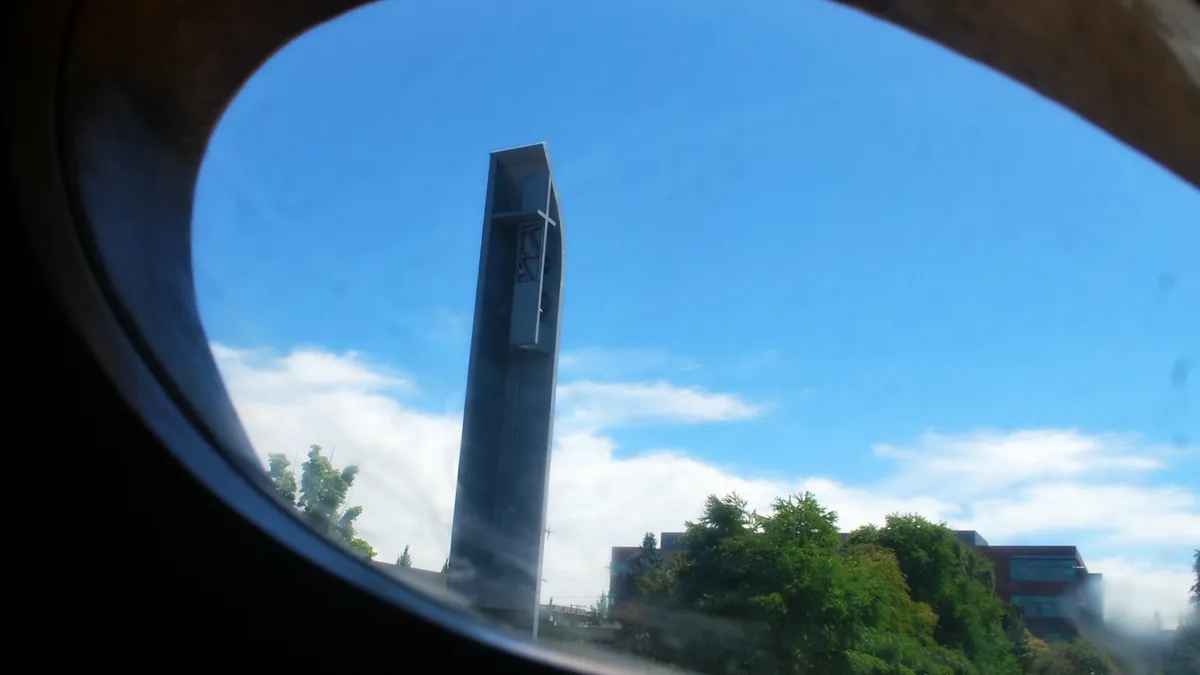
[541,571,608,588]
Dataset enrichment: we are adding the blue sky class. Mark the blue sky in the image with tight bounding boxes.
[194,0,1198,623]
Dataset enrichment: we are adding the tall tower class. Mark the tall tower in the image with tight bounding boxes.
[447,143,565,637]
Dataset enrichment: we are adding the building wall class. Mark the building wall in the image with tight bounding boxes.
[954,530,990,547]
[981,545,1102,640]
[609,546,640,606]
[609,532,686,608]
[660,532,684,555]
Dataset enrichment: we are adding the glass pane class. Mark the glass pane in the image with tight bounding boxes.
[191,0,1200,669]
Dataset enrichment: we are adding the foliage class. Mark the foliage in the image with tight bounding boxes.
[633,532,665,578]
[1162,555,1199,675]
[441,557,450,574]
[266,445,376,559]
[398,545,412,568]
[846,514,1019,674]
[1025,639,1120,675]
[593,591,611,623]
[611,492,1200,675]
[1161,619,1198,675]
[610,491,1165,674]
[616,492,997,675]
[267,453,297,504]
[1191,549,1199,608]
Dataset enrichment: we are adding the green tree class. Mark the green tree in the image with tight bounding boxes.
[847,514,1020,675]
[1162,552,1200,675]
[633,532,664,578]
[266,453,297,504]
[440,557,450,574]
[615,493,755,669]
[1000,602,1048,673]
[1162,621,1199,675]
[592,591,611,624]
[1191,549,1199,608]
[267,444,375,559]
[1027,638,1121,675]
[842,546,972,675]
[618,492,975,675]
[398,545,412,568]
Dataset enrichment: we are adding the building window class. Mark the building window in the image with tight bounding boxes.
[1010,556,1080,581]
[1012,596,1066,618]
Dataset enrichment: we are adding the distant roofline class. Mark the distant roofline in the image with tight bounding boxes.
[613,530,1094,571]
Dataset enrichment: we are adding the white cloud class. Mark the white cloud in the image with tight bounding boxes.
[1088,555,1197,633]
[212,344,411,401]
[871,430,1200,559]
[212,343,1198,627]
[875,429,1169,498]
[556,380,766,432]
[963,482,1200,545]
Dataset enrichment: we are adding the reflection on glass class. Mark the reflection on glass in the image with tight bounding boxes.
[192,0,1199,672]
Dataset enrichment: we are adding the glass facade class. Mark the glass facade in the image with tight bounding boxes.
[1011,595,1066,618]
[1009,556,1080,581]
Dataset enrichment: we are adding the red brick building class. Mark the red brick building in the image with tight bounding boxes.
[978,544,1104,640]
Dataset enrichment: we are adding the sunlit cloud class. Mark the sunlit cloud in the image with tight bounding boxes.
[962,482,1200,545]
[212,343,1198,627]
[1089,556,1196,633]
[212,344,413,401]
[874,429,1174,497]
[556,380,766,432]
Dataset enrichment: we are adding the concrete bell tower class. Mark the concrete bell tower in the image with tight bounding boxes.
[447,143,565,637]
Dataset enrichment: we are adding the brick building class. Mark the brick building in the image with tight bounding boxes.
[912,531,1103,639]
[978,544,1103,640]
